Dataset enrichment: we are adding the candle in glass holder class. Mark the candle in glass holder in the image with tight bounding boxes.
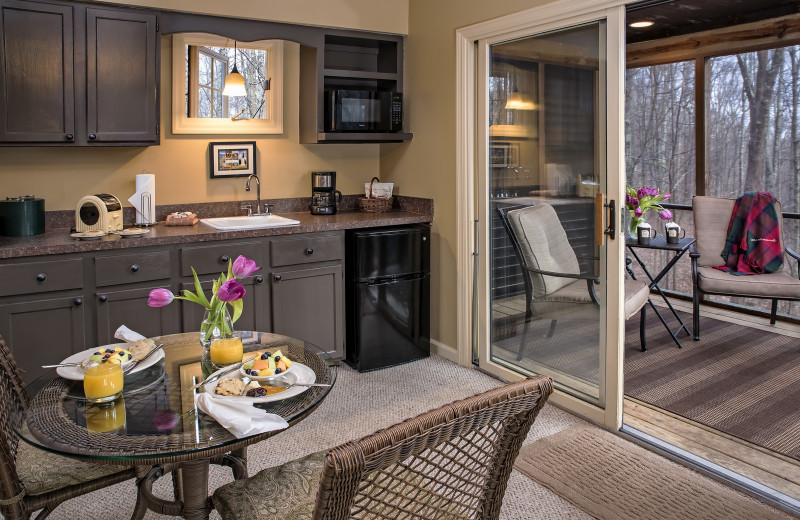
[209,333,244,365]
[83,363,124,403]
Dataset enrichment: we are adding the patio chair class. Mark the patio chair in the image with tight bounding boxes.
[0,335,142,520]
[690,195,800,340]
[213,375,552,520]
[498,204,650,356]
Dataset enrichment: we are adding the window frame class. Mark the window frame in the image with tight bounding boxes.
[172,33,284,135]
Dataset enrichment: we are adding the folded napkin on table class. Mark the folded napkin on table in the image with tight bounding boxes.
[114,325,146,343]
[195,393,289,439]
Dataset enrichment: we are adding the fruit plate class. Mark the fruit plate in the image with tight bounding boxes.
[205,362,315,403]
[56,344,165,381]
[239,352,295,381]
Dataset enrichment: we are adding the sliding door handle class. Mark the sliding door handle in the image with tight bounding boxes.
[595,193,616,245]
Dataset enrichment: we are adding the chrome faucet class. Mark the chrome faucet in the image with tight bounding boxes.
[245,174,262,215]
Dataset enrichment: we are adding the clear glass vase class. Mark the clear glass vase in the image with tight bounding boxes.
[199,305,234,349]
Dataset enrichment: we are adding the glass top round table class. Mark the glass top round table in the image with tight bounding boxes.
[16,331,337,463]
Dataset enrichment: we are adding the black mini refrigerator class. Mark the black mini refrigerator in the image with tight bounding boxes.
[345,224,430,371]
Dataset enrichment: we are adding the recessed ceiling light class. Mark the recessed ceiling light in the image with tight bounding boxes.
[629,21,654,28]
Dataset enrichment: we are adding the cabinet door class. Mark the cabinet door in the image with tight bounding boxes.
[0,0,75,143]
[0,295,85,384]
[180,275,267,334]
[96,285,178,344]
[271,265,343,359]
[86,8,158,143]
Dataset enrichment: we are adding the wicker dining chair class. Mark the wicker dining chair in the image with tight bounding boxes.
[0,335,140,520]
[213,375,553,520]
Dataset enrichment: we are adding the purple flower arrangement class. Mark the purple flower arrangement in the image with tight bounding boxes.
[625,185,672,234]
[147,255,261,341]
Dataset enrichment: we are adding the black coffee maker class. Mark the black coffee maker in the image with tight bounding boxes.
[310,171,342,215]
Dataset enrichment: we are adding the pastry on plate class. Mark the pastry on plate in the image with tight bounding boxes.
[128,338,157,361]
[214,377,246,396]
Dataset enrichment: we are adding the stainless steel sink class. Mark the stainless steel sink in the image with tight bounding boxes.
[201,214,300,231]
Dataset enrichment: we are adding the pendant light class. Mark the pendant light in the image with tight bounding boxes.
[222,41,246,97]
[505,65,535,111]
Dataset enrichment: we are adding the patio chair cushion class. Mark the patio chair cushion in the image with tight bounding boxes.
[508,205,581,297]
[529,279,597,320]
[694,196,785,268]
[625,280,650,321]
[15,438,125,496]
[213,450,327,520]
[696,265,800,299]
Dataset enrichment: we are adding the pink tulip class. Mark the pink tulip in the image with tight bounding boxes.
[218,279,246,302]
[148,288,174,307]
[659,209,673,220]
[635,207,643,217]
[232,255,260,279]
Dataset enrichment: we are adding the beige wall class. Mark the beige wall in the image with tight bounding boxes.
[90,0,408,34]
[0,40,384,212]
[380,0,553,349]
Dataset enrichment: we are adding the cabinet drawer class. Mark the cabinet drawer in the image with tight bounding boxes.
[270,234,343,267]
[0,258,84,296]
[95,251,171,286]
[181,242,260,276]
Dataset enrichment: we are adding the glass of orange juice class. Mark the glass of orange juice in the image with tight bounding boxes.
[209,332,244,366]
[83,363,124,403]
[86,399,126,433]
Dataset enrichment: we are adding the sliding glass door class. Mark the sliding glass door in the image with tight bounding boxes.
[474,6,627,426]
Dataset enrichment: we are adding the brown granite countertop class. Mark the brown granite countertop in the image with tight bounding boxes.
[0,196,433,259]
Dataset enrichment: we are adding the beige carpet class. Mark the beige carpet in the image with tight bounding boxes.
[515,424,794,520]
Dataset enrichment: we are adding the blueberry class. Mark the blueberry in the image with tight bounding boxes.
[105,349,114,353]
[260,353,269,360]
[274,356,281,362]
[102,354,110,359]
[118,351,125,356]
[275,367,282,374]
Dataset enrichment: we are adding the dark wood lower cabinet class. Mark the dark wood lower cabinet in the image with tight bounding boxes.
[270,265,343,358]
[96,285,180,344]
[0,294,85,383]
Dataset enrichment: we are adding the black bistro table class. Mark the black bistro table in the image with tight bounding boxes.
[626,236,696,349]
[15,331,337,520]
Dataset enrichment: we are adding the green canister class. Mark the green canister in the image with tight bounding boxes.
[0,196,45,236]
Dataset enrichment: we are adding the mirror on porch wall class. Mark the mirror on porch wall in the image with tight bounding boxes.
[486,21,606,405]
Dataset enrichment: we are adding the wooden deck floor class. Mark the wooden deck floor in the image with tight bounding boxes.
[490,295,800,499]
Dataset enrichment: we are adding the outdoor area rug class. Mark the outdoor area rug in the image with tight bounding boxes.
[514,424,793,520]
[624,310,800,461]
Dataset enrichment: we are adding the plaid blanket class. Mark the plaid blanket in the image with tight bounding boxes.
[714,191,784,276]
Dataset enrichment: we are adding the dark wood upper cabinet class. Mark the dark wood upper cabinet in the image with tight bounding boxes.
[0,0,159,146]
[86,8,158,143]
[0,0,75,143]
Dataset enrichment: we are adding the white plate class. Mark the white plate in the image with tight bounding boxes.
[205,362,315,403]
[70,231,107,240]
[114,228,150,238]
[55,343,165,381]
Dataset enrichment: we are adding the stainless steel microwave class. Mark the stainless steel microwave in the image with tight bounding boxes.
[325,90,402,132]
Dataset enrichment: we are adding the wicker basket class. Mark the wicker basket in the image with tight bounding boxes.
[360,177,393,213]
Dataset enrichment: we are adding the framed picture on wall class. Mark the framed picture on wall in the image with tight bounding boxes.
[490,142,520,168]
[209,141,256,178]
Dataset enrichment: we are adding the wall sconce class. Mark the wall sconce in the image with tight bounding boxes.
[222,41,246,97]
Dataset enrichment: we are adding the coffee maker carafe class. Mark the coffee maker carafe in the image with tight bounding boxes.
[310,171,343,215]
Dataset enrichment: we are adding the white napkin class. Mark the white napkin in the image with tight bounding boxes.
[129,173,156,225]
[195,393,289,439]
[114,325,146,343]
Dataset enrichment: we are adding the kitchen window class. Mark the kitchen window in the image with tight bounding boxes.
[172,33,283,134]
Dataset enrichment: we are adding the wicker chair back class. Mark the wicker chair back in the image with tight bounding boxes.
[0,335,30,519]
[312,376,553,520]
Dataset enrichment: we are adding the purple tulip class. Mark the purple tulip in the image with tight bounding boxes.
[218,279,246,302]
[659,209,673,220]
[232,255,260,279]
[631,197,640,208]
[662,192,671,199]
[635,207,643,217]
[154,410,180,431]
[148,288,174,307]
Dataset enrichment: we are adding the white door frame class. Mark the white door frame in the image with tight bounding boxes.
[455,0,629,429]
